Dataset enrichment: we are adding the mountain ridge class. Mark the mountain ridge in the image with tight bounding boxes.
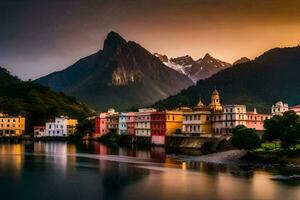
[36,32,194,111]
[153,46,300,113]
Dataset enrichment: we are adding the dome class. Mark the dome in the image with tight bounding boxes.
[276,101,283,106]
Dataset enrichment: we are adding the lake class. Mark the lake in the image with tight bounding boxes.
[0,142,299,200]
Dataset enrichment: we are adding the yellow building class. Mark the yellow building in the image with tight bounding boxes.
[0,113,25,136]
[67,119,78,135]
[209,89,223,112]
[165,110,183,135]
[182,99,212,136]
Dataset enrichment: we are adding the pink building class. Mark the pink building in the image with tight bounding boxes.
[126,112,136,135]
[94,108,118,138]
[246,108,271,131]
[289,105,300,115]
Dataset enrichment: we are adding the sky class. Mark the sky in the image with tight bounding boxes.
[1,0,300,80]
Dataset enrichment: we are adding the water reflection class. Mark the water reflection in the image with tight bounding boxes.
[0,142,299,200]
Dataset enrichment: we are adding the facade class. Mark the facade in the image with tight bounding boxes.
[289,105,300,116]
[246,108,271,131]
[182,100,212,136]
[209,89,223,112]
[271,101,289,116]
[0,114,25,136]
[107,113,119,132]
[135,108,156,137]
[95,113,108,137]
[34,126,45,138]
[126,112,136,135]
[150,111,166,145]
[118,112,128,135]
[45,116,78,137]
[218,105,247,134]
[94,108,118,137]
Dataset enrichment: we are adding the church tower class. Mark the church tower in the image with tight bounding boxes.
[209,89,223,112]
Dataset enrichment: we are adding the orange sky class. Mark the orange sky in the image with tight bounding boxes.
[1,0,300,79]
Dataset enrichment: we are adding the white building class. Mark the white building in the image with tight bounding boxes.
[135,108,156,137]
[212,105,247,134]
[271,101,289,116]
[45,116,78,137]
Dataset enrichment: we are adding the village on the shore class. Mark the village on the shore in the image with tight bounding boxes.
[1,89,299,145]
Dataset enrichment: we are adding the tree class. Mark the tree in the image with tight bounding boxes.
[263,110,300,149]
[230,125,261,150]
[72,119,95,140]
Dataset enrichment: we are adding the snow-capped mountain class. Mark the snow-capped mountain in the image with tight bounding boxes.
[154,53,231,83]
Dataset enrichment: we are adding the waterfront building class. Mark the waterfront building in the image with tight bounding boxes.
[34,126,45,138]
[107,112,119,132]
[246,108,271,131]
[182,99,212,136]
[150,110,183,144]
[0,114,25,136]
[118,112,128,135]
[218,104,247,134]
[94,108,118,137]
[150,111,166,144]
[45,116,78,137]
[271,101,289,116]
[126,112,136,135]
[95,113,108,138]
[135,108,156,137]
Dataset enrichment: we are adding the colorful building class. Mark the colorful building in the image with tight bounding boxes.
[271,101,289,116]
[135,108,156,137]
[182,100,212,136]
[246,108,271,131]
[94,108,118,137]
[150,111,166,144]
[217,105,247,134]
[45,116,78,137]
[0,114,25,136]
[118,112,128,135]
[289,105,300,116]
[126,112,136,135]
[107,112,119,132]
[34,126,45,138]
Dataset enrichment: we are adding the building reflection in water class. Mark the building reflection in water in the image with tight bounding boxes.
[32,142,77,175]
[0,143,24,179]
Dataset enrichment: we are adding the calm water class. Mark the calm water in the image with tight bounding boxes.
[0,142,299,200]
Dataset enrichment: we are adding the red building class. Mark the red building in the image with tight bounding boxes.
[94,113,108,138]
[34,126,45,138]
[150,111,166,145]
[94,108,118,138]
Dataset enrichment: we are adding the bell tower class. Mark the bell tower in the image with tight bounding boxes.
[209,89,223,111]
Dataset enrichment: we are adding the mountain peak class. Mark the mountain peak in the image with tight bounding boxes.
[233,57,251,66]
[203,53,214,60]
[103,31,127,53]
